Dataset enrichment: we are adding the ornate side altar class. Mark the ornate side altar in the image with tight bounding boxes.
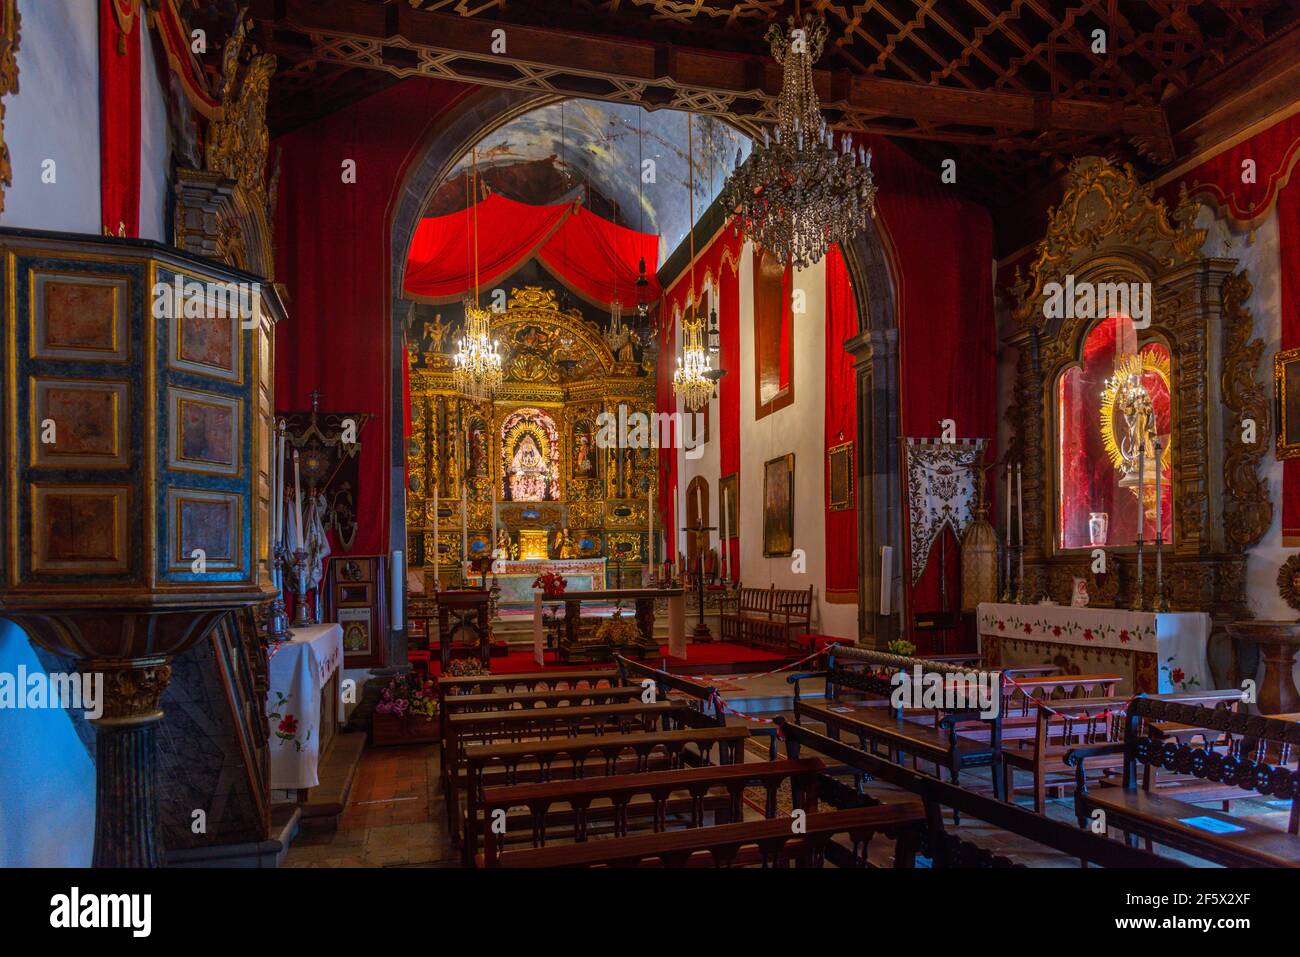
[977,602,1210,695]
[1004,158,1269,664]
[405,287,659,592]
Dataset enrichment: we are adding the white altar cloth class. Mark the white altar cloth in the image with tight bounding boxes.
[976,603,1211,694]
[267,622,344,789]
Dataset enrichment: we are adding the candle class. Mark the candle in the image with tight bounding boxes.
[647,484,654,568]
[433,485,440,583]
[293,449,304,549]
[491,475,498,559]
[272,421,283,554]
[1154,438,1163,579]
[1005,463,1012,546]
[1016,464,1023,546]
[722,486,731,583]
[461,483,468,571]
[673,486,679,572]
[1137,439,1146,541]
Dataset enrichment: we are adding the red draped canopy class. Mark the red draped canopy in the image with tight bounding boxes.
[403,193,662,307]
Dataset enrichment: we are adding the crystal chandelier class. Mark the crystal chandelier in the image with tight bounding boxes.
[453,147,503,401]
[721,14,877,270]
[674,307,713,411]
[453,299,502,401]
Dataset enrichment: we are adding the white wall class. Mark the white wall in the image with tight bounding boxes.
[4,0,171,238]
[0,620,95,867]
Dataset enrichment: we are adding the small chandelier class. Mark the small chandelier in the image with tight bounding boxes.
[453,299,503,401]
[674,304,713,411]
[721,14,877,270]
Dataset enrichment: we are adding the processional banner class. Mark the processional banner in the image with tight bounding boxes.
[904,437,986,585]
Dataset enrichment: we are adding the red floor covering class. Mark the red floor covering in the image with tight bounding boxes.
[417,641,787,676]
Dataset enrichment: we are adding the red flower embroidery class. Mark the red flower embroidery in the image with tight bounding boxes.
[278,715,298,736]
[1082,629,1095,641]
[1052,626,1062,637]
[1119,629,1131,643]
[1171,668,1185,684]
[997,620,1005,631]
[1023,623,1032,635]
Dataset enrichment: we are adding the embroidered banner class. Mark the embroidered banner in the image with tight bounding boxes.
[904,437,985,584]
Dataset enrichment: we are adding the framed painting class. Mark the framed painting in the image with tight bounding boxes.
[719,473,739,538]
[762,453,794,557]
[1276,347,1300,460]
[828,441,854,510]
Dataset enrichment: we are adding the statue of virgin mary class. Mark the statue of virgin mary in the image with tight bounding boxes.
[507,433,551,501]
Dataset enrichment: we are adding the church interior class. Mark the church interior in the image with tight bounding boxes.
[5,0,1300,895]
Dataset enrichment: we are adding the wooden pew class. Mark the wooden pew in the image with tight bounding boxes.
[1068,698,1300,867]
[1003,688,1244,813]
[789,646,1006,801]
[615,655,723,729]
[778,717,1181,868]
[454,725,750,859]
[489,803,927,868]
[476,758,826,866]
[718,583,813,653]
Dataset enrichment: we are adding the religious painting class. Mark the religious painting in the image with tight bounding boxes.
[828,441,854,511]
[572,420,599,480]
[170,388,240,476]
[763,453,794,557]
[500,407,560,502]
[33,272,128,362]
[338,607,373,655]
[753,247,794,419]
[1276,346,1300,460]
[719,473,739,538]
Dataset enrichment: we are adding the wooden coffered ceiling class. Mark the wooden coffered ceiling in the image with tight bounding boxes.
[241,0,1300,240]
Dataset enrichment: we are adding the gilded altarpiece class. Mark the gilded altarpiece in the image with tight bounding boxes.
[1006,158,1270,627]
[406,288,656,584]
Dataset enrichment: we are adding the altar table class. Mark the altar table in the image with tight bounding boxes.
[268,623,344,791]
[533,588,686,665]
[976,602,1211,695]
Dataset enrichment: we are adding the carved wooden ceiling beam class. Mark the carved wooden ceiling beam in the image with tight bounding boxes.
[253,0,1174,158]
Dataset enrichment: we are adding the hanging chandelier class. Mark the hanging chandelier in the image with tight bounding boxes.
[674,307,713,411]
[673,113,715,412]
[453,299,502,401]
[720,14,876,270]
[453,147,503,401]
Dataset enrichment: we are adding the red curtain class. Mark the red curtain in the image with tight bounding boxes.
[99,0,141,237]
[151,0,222,119]
[403,194,662,306]
[1155,114,1300,543]
[275,78,475,558]
[824,244,859,600]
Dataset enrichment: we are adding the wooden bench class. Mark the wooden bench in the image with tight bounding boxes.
[778,716,1180,868]
[1003,689,1244,813]
[1068,698,1300,867]
[453,725,751,858]
[719,584,813,653]
[615,655,724,730]
[789,646,1005,802]
[475,758,826,866]
[489,803,928,868]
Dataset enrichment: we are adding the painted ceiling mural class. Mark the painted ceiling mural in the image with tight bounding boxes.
[427,99,752,260]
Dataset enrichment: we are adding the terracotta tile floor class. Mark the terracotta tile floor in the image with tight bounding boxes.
[283,744,459,868]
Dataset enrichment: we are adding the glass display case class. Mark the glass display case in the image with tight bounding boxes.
[1056,313,1173,551]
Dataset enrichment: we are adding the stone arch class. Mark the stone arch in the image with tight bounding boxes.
[386,87,900,649]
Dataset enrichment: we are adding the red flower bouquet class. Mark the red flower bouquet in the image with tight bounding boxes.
[533,571,567,597]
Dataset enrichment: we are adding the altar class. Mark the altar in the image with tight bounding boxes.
[487,558,607,608]
[267,623,345,793]
[976,602,1212,695]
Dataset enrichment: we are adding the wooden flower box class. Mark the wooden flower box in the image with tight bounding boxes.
[371,712,440,747]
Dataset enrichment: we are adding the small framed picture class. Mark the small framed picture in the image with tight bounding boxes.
[719,473,739,538]
[1276,347,1300,460]
[828,441,854,511]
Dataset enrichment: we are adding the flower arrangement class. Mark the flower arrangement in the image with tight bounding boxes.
[594,609,642,646]
[533,570,567,597]
[375,673,437,721]
[884,638,916,658]
[446,657,489,678]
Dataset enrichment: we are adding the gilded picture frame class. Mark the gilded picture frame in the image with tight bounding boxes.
[828,441,854,511]
[719,473,739,538]
[1276,347,1300,460]
[762,453,794,557]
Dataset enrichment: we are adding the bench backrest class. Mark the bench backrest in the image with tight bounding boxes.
[479,758,826,865]
[1001,674,1123,718]
[489,804,925,868]
[777,717,1182,868]
[730,584,814,623]
[1120,697,1300,802]
[615,655,723,728]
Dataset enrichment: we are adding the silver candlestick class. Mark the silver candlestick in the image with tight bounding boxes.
[1152,437,1169,612]
[290,548,313,627]
[266,546,291,642]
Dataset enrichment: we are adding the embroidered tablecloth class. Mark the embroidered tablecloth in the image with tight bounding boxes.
[267,623,344,789]
[976,603,1211,694]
